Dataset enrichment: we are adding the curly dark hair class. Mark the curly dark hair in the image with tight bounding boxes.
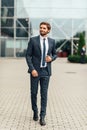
[40,22,51,30]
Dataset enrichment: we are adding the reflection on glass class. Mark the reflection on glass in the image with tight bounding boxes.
[1,8,14,17]
[6,40,14,57]
[0,39,14,57]
[15,40,28,57]
[73,19,85,37]
[16,28,28,37]
[1,18,14,27]
[16,18,29,27]
[1,0,14,7]
[16,18,29,37]
[1,28,14,37]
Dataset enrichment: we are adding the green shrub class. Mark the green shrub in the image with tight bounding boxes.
[68,55,87,63]
[68,55,80,63]
[78,33,85,55]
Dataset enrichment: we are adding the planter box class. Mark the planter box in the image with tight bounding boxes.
[62,52,67,57]
[57,52,63,57]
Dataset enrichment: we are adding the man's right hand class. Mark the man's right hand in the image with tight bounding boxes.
[31,70,38,77]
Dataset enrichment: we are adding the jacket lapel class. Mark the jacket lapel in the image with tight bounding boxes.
[37,35,41,52]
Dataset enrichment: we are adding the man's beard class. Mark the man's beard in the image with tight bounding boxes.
[40,31,48,36]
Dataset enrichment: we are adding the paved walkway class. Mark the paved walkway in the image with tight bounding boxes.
[0,58,87,130]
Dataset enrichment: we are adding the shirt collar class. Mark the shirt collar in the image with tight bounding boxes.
[40,35,48,40]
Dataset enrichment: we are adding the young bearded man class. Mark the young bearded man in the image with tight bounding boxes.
[26,22,57,126]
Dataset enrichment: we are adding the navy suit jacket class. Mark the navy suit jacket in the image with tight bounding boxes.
[26,35,57,76]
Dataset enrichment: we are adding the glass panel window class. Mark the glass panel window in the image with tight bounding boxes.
[1,18,14,27]
[73,19,85,37]
[16,18,29,37]
[16,28,28,37]
[1,7,14,17]
[0,39,14,57]
[1,0,14,7]
[1,28,14,37]
[6,40,14,57]
[15,40,28,57]
[16,18,29,28]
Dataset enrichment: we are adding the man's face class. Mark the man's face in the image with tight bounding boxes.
[39,24,50,36]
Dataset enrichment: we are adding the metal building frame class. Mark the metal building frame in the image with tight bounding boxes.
[49,19,87,55]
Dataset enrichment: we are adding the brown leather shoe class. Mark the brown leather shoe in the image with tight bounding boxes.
[40,117,46,126]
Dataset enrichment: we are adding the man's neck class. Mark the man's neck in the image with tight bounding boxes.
[40,34,47,38]
[40,35,48,40]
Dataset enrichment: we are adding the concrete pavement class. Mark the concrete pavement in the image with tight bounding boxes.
[0,58,87,130]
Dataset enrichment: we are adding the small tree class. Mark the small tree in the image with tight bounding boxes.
[78,33,85,55]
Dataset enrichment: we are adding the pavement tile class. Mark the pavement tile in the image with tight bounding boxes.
[0,58,87,130]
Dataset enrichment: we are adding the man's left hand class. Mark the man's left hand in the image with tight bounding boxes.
[45,55,52,62]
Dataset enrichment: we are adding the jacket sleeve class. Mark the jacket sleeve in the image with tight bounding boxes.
[25,38,35,73]
[51,40,57,61]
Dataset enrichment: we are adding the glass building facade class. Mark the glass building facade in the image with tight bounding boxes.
[0,0,31,57]
[0,0,87,57]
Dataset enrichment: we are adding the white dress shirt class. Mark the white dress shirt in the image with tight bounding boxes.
[40,35,49,68]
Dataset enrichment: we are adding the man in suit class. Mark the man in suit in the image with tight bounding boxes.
[80,45,86,63]
[26,22,57,126]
